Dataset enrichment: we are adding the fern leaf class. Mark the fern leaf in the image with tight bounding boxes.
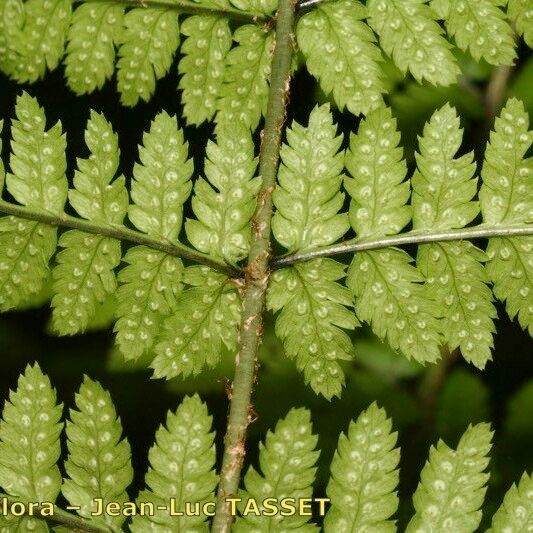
[1,93,66,311]
[272,104,349,253]
[479,98,533,334]
[129,111,193,241]
[406,423,492,532]
[508,0,533,47]
[345,107,441,364]
[297,0,384,116]
[5,0,72,83]
[0,364,62,531]
[179,16,232,126]
[115,246,184,361]
[64,3,124,95]
[268,259,358,399]
[62,377,133,529]
[186,121,260,264]
[117,8,179,106]
[488,472,533,532]
[51,112,127,335]
[7,92,67,215]
[367,0,459,86]
[431,0,515,65]
[324,403,400,532]
[0,0,24,77]
[234,408,320,532]
[412,104,496,368]
[230,0,278,14]
[130,395,217,532]
[216,24,273,131]
[152,266,241,379]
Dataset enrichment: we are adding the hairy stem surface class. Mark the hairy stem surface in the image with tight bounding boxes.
[0,493,111,533]
[211,0,296,530]
[271,224,533,268]
[0,200,237,276]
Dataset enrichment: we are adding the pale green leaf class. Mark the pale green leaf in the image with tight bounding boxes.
[234,408,319,532]
[62,377,133,529]
[268,259,358,399]
[0,0,24,77]
[3,0,71,83]
[406,423,493,533]
[297,0,385,116]
[117,8,179,106]
[272,104,349,253]
[345,107,441,364]
[130,395,217,532]
[216,24,273,131]
[367,0,459,86]
[7,92,67,215]
[69,111,128,225]
[64,3,124,95]
[152,266,241,379]
[432,0,515,65]
[508,0,533,48]
[0,219,56,312]
[0,364,62,532]
[488,472,533,532]
[324,403,400,533]
[178,16,232,126]
[230,0,277,15]
[115,246,184,361]
[480,98,533,334]
[51,232,122,335]
[412,105,496,368]
[129,111,193,241]
[186,121,259,264]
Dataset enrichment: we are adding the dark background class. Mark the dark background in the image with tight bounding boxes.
[1,36,533,530]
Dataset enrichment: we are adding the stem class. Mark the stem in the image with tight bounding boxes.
[485,65,512,126]
[0,200,238,276]
[271,223,533,268]
[211,0,296,529]
[0,493,110,533]
[79,0,267,23]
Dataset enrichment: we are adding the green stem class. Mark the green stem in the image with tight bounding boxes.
[79,0,268,24]
[271,223,533,268]
[211,0,296,529]
[0,493,110,533]
[0,200,238,277]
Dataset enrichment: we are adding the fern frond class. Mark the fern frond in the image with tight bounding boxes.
[230,0,278,15]
[179,16,232,126]
[431,0,515,65]
[406,423,492,532]
[216,24,273,131]
[62,377,133,529]
[115,247,184,362]
[367,0,459,86]
[3,0,72,83]
[234,408,319,532]
[324,403,400,533]
[413,104,496,368]
[345,107,441,364]
[0,364,62,531]
[186,121,260,263]
[480,98,533,334]
[64,3,124,95]
[153,266,241,379]
[272,104,349,253]
[0,93,66,311]
[488,472,533,532]
[0,0,24,77]
[508,0,533,47]
[129,111,193,241]
[51,112,127,335]
[130,395,217,532]
[117,8,179,106]
[297,0,384,116]
[7,92,67,215]
[268,259,358,399]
